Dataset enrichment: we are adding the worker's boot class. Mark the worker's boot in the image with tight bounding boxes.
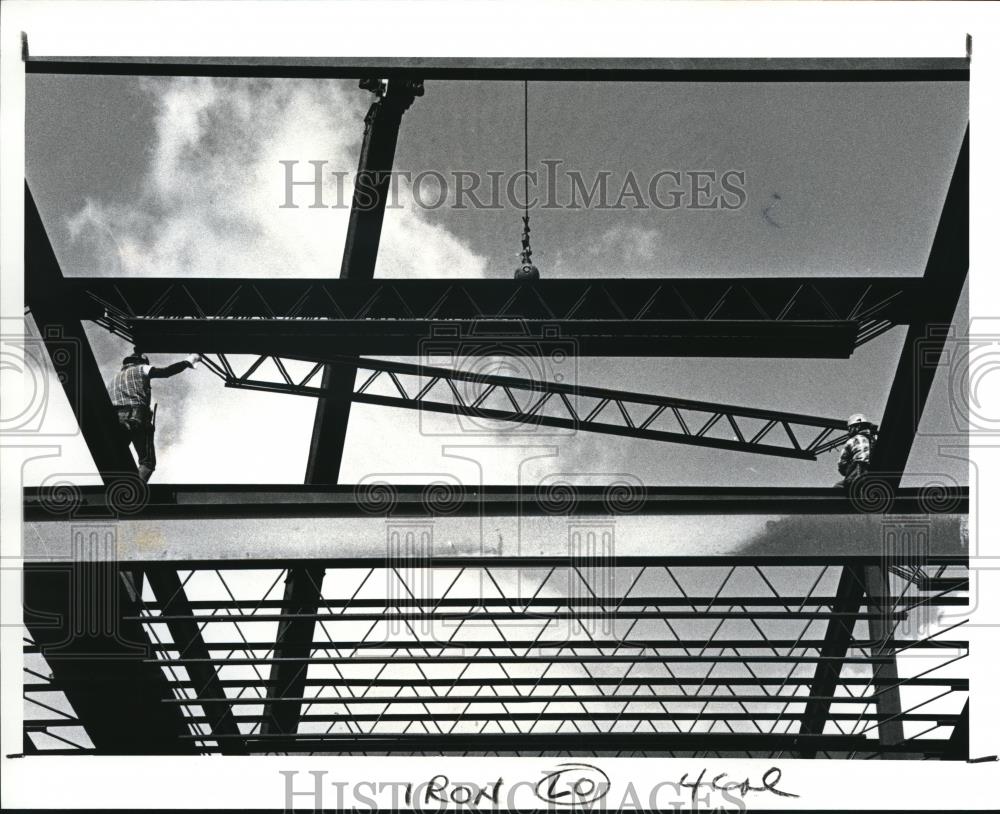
[138,465,154,483]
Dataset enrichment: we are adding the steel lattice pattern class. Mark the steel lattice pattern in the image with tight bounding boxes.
[197,353,851,460]
[25,558,967,757]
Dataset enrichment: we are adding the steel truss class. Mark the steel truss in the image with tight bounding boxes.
[23,556,968,758]
[65,276,914,358]
[199,352,851,460]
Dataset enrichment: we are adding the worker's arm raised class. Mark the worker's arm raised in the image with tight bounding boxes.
[147,354,201,379]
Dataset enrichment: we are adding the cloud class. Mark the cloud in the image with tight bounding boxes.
[66,77,489,281]
[65,77,356,278]
[547,224,667,278]
[54,78,518,482]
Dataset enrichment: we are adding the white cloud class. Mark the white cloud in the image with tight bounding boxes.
[548,223,667,278]
[53,78,506,483]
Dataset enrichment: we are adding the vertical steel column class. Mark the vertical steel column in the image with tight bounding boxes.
[306,79,423,483]
[259,566,327,735]
[944,700,969,760]
[798,564,866,757]
[863,564,906,757]
[24,564,196,754]
[24,184,137,478]
[263,80,422,739]
[871,127,968,486]
[144,570,246,753]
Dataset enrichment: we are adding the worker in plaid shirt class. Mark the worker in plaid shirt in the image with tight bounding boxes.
[109,350,200,482]
[837,413,878,487]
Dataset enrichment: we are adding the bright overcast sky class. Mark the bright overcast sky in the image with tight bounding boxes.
[23,75,969,487]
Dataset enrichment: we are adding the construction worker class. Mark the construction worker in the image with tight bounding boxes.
[837,413,878,487]
[109,350,200,482]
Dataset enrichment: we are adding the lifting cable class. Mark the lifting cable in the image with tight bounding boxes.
[515,80,539,279]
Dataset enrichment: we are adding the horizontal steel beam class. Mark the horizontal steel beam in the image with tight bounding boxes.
[137,611,912,625]
[182,732,951,755]
[133,596,964,609]
[36,712,948,727]
[24,56,970,81]
[133,317,859,357]
[31,675,967,689]
[65,277,920,321]
[66,276,917,357]
[23,484,969,520]
[23,486,968,563]
[160,689,954,705]
[123,636,964,650]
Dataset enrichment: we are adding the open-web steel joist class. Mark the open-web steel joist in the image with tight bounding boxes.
[57,275,914,358]
[23,484,969,758]
[23,548,969,758]
[199,353,853,460]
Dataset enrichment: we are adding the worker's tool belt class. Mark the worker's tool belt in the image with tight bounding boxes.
[116,404,152,431]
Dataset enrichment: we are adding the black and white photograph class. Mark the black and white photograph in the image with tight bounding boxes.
[1,1,998,811]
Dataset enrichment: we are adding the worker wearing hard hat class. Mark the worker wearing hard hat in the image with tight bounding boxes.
[837,413,878,487]
[109,350,201,482]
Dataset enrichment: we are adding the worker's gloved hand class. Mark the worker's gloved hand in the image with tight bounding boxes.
[185,353,201,368]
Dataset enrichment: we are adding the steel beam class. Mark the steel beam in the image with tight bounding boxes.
[863,564,907,758]
[24,55,970,82]
[23,484,970,521]
[67,273,923,357]
[129,317,862,357]
[65,274,920,356]
[33,675,969,690]
[63,276,917,323]
[143,570,245,752]
[260,566,326,736]
[130,635,963,650]
[23,563,196,754]
[266,82,422,741]
[798,564,866,756]
[184,731,949,756]
[944,700,969,760]
[871,127,969,486]
[307,79,421,483]
[24,185,137,478]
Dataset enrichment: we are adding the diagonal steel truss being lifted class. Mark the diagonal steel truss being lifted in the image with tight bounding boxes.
[198,353,852,460]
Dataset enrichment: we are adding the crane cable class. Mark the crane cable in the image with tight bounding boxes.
[516,80,538,278]
[523,79,529,226]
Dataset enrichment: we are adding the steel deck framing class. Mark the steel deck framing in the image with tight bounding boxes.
[20,55,970,759]
[23,557,969,757]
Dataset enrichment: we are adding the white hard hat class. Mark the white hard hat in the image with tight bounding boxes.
[847,413,867,427]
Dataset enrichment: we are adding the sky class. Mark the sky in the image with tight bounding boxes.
[22,75,969,487]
